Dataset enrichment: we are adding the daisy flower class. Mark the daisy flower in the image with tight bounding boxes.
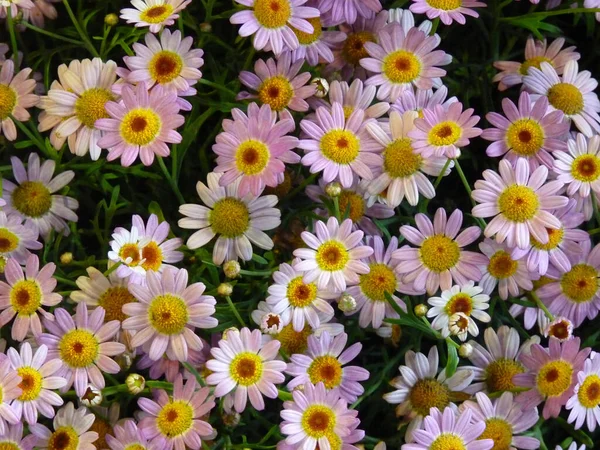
[462,392,540,450]
[0,211,41,265]
[37,58,118,160]
[482,91,569,170]
[230,0,319,54]
[252,300,288,335]
[280,382,361,450]
[107,225,147,280]
[0,59,38,141]
[96,82,184,166]
[2,153,78,240]
[0,357,21,434]
[238,53,316,113]
[122,267,217,361]
[515,337,590,419]
[178,172,281,265]
[409,0,486,26]
[325,79,390,120]
[213,102,300,196]
[7,342,66,424]
[0,255,61,341]
[366,110,453,207]
[318,0,382,26]
[360,23,451,102]
[299,102,381,187]
[286,16,346,66]
[555,133,600,198]
[120,0,191,33]
[286,331,369,403]
[106,419,154,450]
[0,423,37,450]
[493,37,579,91]
[384,346,474,440]
[205,327,286,413]
[394,208,486,295]
[30,402,98,450]
[293,217,373,292]
[472,159,568,250]
[391,85,457,116]
[409,102,482,158]
[524,61,600,137]
[38,302,125,397]
[567,354,600,430]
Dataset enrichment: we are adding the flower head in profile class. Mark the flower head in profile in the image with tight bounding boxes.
[0,59,39,141]
[409,0,486,25]
[0,211,41,266]
[120,0,191,33]
[318,0,382,26]
[30,402,98,450]
[566,354,600,431]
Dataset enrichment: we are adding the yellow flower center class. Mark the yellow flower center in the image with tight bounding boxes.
[342,31,375,66]
[12,181,53,218]
[320,129,360,165]
[519,56,552,76]
[577,374,600,408]
[485,358,525,393]
[479,418,513,450]
[426,0,462,10]
[571,154,600,182]
[338,190,366,223]
[547,83,584,116]
[0,228,19,254]
[315,240,350,272]
[119,243,142,267]
[235,139,270,176]
[427,121,462,147]
[275,323,311,354]
[149,50,183,85]
[98,286,136,323]
[230,352,263,386]
[359,263,397,302]
[505,118,545,157]
[17,366,43,401]
[382,50,422,84]
[89,418,112,450]
[75,88,114,128]
[291,16,322,45]
[141,241,164,272]
[120,108,162,146]
[343,106,354,121]
[307,355,343,389]
[124,445,147,450]
[419,235,460,273]
[210,197,250,237]
[487,251,518,279]
[253,0,291,28]
[257,75,294,112]
[140,4,174,24]
[498,185,539,223]
[301,405,336,438]
[156,400,194,438]
[531,227,564,251]
[444,293,473,316]
[384,138,422,178]
[536,359,574,398]
[148,294,189,335]
[430,434,466,450]
[48,427,79,450]
[409,378,450,416]
[0,84,17,120]
[0,442,20,450]
[547,319,571,341]
[560,263,599,304]
[59,329,99,368]
[286,276,318,308]
[10,279,42,316]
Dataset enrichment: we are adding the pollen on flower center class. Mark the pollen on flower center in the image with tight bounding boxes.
[430,434,467,450]
[59,329,99,368]
[0,84,17,119]
[315,240,350,272]
[342,31,375,66]
[235,139,270,175]
[547,82,584,116]
[338,190,366,223]
[426,0,462,10]
[428,121,461,147]
[409,378,450,416]
[531,227,564,251]
[478,418,513,450]
[307,355,343,389]
[89,418,112,450]
[275,323,311,354]
[519,56,552,76]
[359,263,397,302]
[445,293,473,316]
[572,154,600,182]
[98,286,136,322]
[419,235,460,273]
[140,4,174,23]
[210,197,250,237]
[536,359,574,398]
[301,405,336,438]
[156,400,194,438]
[230,352,263,386]
[384,138,422,178]
[148,294,189,335]
[291,16,322,45]
[560,263,599,304]
[17,366,43,401]
[119,243,142,267]
[286,276,318,308]
[0,442,20,450]
[141,241,164,272]
[383,50,422,84]
[12,181,53,218]
[10,279,42,316]
[320,129,361,165]
[253,0,292,29]
[48,426,79,450]
[149,50,184,84]
[506,118,545,157]
[498,185,539,223]
[487,251,518,279]
[0,228,19,253]
[75,88,114,128]
[123,445,146,450]
[120,108,162,146]
[578,374,600,408]
[257,75,294,112]
[485,358,525,393]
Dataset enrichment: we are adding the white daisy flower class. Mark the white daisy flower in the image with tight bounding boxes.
[554,133,600,198]
[567,354,600,430]
[120,0,191,33]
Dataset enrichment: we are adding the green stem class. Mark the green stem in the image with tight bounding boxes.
[62,0,100,58]
[286,173,318,199]
[528,291,554,321]
[277,389,293,401]
[453,158,487,229]
[333,197,341,221]
[225,295,246,327]
[102,381,173,396]
[104,261,122,277]
[588,227,600,236]
[420,158,452,213]
[183,362,206,387]
[6,13,19,64]
[592,194,600,228]
[158,157,186,204]
[11,118,47,154]
[501,7,600,20]
[239,268,276,277]
[430,17,440,35]
[197,78,237,97]
[22,21,83,45]
[54,276,78,287]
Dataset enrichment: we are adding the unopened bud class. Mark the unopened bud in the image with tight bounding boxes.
[199,22,212,33]
[126,373,145,394]
[459,342,473,358]
[60,252,73,264]
[223,260,241,279]
[222,410,241,427]
[325,182,342,198]
[338,293,357,313]
[414,304,428,317]
[80,385,102,407]
[261,312,283,335]
[544,317,573,342]
[116,351,133,370]
[222,327,239,340]
[311,77,329,98]
[217,283,233,296]
[104,13,118,26]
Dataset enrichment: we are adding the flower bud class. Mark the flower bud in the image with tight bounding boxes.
[338,293,357,313]
[414,304,428,317]
[80,385,102,407]
[261,312,283,335]
[459,342,473,358]
[222,410,241,427]
[223,260,241,279]
[60,252,73,264]
[325,182,342,198]
[222,327,239,340]
[311,77,329,98]
[217,283,233,297]
[126,373,146,394]
[104,13,118,26]
[199,22,212,33]
[544,317,573,342]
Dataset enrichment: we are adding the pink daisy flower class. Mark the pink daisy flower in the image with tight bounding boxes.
[318,0,382,26]
[391,85,457,116]
[554,133,600,198]
[39,302,126,397]
[409,0,486,26]
[0,357,21,434]
[0,423,37,450]
[284,16,346,66]
[0,211,41,265]
[0,59,39,141]
[106,419,155,450]
[393,208,486,295]
[0,255,61,341]
[30,402,98,450]
[120,0,192,33]
[96,82,184,166]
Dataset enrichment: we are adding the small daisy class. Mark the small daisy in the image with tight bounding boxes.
[7,342,66,424]
[366,110,453,207]
[30,402,98,450]
[38,302,125,397]
[178,171,281,265]
[318,0,382,26]
[286,331,369,403]
[252,300,288,335]
[0,255,61,341]
[545,316,575,342]
[286,16,346,66]
[107,225,146,280]
[524,61,600,137]
[2,153,78,240]
[122,267,217,361]
[106,419,154,450]
[238,53,316,113]
[0,357,21,434]
[409,0,486,26]
[0,211,41,265]
[230,0,320,54]
[96,82,184,166]
[482,91,569,170]
[206,327,286,413]
[361,23,451,102]
[462,392,540,450]
[326,79,390,120]
[493,37,580,91]
[280,382,361,450]
[409,101,482,158]
[555,133,600,198]
[394,208,486,295]
[567,355,600,430]
[0,423,37,450]
[293,217,373,292]
[0,59,39,141]
[391,85,457,116]
[213,102,300,196]
[472,159,568,250]
[120,0,191,33]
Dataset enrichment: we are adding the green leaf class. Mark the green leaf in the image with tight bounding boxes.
[445,342,459,378]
